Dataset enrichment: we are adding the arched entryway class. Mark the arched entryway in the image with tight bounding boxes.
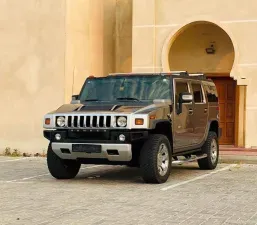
[165,21,243,146]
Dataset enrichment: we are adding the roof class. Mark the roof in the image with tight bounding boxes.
[107,71,212,81]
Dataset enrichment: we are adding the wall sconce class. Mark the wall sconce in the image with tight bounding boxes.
[206,44,216,54]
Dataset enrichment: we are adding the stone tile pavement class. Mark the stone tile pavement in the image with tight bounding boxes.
[0,156,257,225]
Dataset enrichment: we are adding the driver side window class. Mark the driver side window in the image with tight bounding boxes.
[175,81,189,104]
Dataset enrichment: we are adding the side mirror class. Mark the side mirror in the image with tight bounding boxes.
[72,95,79,101]
[177,92,193,114]
[179,93,193,103]
[71,95,80,104]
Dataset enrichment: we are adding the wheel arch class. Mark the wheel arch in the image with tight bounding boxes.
[150,120,173,150]
[208,120,219,137]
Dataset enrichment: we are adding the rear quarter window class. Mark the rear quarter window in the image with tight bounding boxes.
[204,83,218,102]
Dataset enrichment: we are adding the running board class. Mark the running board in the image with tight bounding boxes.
[172,154,207,165]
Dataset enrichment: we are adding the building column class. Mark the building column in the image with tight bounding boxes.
[132,0,157,73]
[235,85,246,147]
[65,0,116,102]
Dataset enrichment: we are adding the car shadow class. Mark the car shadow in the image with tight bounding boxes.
[75,166,144,184]
[68,164,200,184]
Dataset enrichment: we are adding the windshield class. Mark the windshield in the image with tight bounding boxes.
[79,75,172,102]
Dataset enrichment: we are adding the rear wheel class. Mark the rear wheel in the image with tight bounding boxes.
[47,144,81,179]
[140,134,171,184]
[198,131,219,170]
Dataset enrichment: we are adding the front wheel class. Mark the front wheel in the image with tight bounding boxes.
[47,144,81,179]
[140,134,172,184]
[198,131,219,170]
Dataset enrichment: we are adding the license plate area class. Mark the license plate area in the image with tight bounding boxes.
[72,144,102,153]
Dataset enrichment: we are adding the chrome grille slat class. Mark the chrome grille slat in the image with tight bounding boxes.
[103,116,107,128]
[110,116,115,128]
[84,116,87,128]
[90,116,93,127]
[61,115,118,129]
[77,116,81,128]
[71,116,75,128]
[96,116,100,128]
[65,116,68,127]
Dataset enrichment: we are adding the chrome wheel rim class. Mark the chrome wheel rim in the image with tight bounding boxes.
[157,143,169,176]
[211,139,218,164]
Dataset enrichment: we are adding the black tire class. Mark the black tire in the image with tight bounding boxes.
[47,144,81,179]
[198,131,219,170]
[140,134,172,184]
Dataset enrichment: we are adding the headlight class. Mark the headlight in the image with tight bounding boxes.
[56,116,65,127]
[117,116,127,127]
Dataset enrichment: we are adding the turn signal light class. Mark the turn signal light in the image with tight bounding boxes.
[135,118,144,125]
[150,115,156,120]
[45,118,51,125]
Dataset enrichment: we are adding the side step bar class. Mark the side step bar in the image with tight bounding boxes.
[172,154,207,165]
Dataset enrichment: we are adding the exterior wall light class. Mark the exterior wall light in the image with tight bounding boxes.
[206,44,216,54]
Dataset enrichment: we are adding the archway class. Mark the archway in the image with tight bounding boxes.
[168,21,235,74]
[166,21,244,146]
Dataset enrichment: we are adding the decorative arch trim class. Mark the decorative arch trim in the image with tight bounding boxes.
[161,19,239,80]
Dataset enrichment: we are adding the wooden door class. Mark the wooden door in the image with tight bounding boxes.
[211,78,236,145]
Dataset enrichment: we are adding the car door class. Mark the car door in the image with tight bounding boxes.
[191,82,208,145]
[173,79,194,152]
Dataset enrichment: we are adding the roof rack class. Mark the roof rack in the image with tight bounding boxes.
[108,71,189,77]
[189,73,209,80]
[169,71,189,76]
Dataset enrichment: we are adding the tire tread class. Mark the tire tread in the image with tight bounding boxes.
[47,144,81,179]
[198,131,219,170]
[140,134,171,183]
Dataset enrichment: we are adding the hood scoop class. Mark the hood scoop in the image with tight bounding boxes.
[78,105,114,112]
[110,105,122,111]
[77,104,122,112]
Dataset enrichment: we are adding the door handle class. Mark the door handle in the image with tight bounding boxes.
[204,108,208,113]
[189,109,193,115]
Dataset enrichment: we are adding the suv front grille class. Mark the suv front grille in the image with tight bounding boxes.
[65,115,112,128]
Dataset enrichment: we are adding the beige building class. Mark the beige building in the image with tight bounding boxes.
[1,0,257,153]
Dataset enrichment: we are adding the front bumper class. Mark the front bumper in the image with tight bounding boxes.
[44,129,148,144]
[51,142,132,162]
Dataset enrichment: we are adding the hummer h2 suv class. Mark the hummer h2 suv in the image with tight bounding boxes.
[43,71,221,183]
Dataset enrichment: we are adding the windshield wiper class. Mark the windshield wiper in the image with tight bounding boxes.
[116,97,140,102]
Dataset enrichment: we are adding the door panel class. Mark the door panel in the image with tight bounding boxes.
[191,82,208,145]
[173,105,194,149]
[211,77,236,145]
[173,80,194,151]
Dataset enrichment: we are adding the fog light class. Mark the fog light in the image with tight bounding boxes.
[119,134,126,142]
[55,133,61,141]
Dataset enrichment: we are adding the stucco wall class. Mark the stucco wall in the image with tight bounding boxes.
[115,0,133,73]
[0,0,133,154]
[132,0,257,148]
[0,0,66,153]
[65,0,132,102]
[65,0,116,101]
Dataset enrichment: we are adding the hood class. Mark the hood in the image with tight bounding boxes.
[52,103,150,114]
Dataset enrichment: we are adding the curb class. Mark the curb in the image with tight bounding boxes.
[219,155,257,164]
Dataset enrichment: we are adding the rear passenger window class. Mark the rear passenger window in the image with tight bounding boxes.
[205,85,218,102]
[192,83,204,103]
[175,81,189,104]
